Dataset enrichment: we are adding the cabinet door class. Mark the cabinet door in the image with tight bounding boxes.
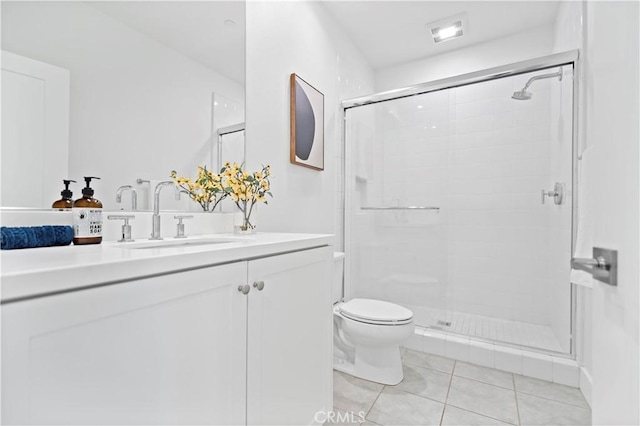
[247,246,333,425]
[1,262,247,425]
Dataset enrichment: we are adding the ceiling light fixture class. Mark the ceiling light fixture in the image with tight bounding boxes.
[430,20,463,43]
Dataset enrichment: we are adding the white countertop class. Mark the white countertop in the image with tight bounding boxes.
[1,232,333,303]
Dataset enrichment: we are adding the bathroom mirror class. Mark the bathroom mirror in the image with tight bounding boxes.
[1,1,245,210]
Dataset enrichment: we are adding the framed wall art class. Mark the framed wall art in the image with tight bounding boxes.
[290,73,324,170]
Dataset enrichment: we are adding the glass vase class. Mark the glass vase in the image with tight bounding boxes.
[233,203,256,235]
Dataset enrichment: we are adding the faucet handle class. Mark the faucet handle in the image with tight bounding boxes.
[108,215,135,242]
[174,215,194,238]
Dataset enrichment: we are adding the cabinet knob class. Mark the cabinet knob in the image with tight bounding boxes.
[253,281,265,291]
[237,284,250,295]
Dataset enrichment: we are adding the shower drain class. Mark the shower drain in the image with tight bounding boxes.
[436,320,452,327]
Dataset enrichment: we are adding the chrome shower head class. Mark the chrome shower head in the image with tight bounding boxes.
[511,68,563,101]
[512,90,533,100]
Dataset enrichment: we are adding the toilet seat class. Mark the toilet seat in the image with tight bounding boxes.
[338,298,413,325]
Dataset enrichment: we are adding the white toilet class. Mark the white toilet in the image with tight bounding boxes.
[332,252,415,385]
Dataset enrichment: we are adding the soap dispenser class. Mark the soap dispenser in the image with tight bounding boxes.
[72,176,103,245]
[52,179,76,210]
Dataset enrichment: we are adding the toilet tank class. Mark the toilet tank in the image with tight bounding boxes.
[333,252,345,304]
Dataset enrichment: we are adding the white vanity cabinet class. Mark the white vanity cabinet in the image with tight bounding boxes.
[246,247,333,425]
[1,245,332,425]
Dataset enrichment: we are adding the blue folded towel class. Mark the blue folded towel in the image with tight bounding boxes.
[1,226,74,250]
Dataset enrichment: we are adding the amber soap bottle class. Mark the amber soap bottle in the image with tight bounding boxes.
[52,179,76,210]
[72,176,103,245]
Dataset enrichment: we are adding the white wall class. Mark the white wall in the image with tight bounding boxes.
[1,1,244,211]
[245,1,374,244]
[583,2,639,424]
[375,25,555,92]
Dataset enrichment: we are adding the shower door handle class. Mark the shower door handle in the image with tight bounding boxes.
[571,247,618,286]
[541,182,563,205]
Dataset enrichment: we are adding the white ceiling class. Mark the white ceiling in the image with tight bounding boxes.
[86,1,559,84]
[323,1,560,70]
[89,1,245,85]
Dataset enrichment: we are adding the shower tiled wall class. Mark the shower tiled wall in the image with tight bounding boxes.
[347,69,573,353]
[445,75,556,326]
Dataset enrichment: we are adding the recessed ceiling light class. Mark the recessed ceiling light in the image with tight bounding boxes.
[417,105,424,109]
[430,20,463,43]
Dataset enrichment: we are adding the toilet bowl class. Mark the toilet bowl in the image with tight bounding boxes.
[332,253,414,385]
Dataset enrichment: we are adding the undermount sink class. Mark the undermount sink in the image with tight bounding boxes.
[117,236,245,250]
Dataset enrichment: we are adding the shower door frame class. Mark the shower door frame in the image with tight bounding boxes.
[340,49,580,357]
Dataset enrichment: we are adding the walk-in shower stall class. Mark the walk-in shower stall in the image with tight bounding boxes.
[342,51,578,356]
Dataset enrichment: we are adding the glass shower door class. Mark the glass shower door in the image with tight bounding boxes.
[344,65,574,354]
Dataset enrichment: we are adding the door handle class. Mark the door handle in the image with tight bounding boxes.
[571,247,618,286]
[253,281,265,291]
[237,284,251,295]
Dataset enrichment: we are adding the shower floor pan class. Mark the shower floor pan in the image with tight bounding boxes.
[415,307,564,353]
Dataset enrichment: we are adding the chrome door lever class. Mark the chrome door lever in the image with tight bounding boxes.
[571,247,618,286]
[541,182,564,205]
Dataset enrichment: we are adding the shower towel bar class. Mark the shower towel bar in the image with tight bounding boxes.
[360,206,440,211]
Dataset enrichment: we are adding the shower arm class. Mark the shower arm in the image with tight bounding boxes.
[521,70,563,91]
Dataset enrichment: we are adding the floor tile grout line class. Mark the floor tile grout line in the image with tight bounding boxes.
[402,363,455,376]
[515,389,591,410]
[363,383,386,421]
[375,384,448,407]
[513,374,522,426]
[439,360,456,425]
[450,372,516,391]
[447,365,521,426]
[444,402,519,426]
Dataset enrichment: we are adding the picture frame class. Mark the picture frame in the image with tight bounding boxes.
[290,73,324,171]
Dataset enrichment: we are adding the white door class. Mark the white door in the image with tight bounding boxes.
[246,247,333,425]
[1,51,69,208]
[584,2,639,424]
[1,262,247,425]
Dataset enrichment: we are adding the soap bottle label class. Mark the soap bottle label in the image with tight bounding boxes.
[73,208,103,238]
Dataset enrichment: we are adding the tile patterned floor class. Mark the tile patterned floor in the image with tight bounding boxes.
[331,349,591,426]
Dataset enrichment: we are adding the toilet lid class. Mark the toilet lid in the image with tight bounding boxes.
[339,298,413,324]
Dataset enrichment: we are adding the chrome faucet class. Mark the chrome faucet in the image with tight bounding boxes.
[150,181,181,240]
[116,185,137,211]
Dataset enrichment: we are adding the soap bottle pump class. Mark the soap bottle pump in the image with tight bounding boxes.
[72,176,103,245]
[52,179,76,210]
